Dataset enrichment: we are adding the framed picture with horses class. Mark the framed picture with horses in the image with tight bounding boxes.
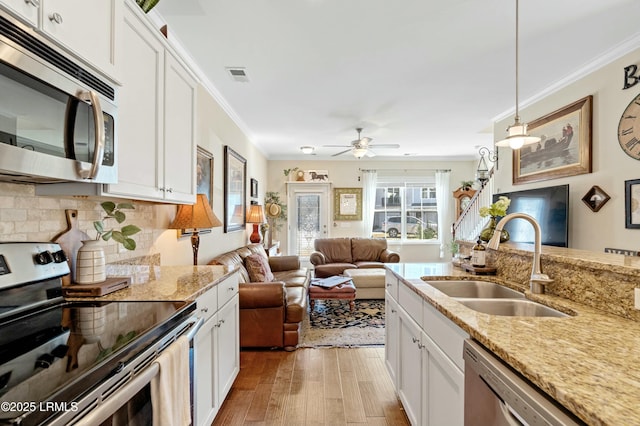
[512,96,592,185]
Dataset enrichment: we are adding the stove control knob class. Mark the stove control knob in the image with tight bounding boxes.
[52,250,68,263]
[34,251,54,265]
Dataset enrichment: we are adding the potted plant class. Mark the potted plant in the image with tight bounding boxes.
[93,202,142,250]
[283,167,299,181]
[460,180,474,191]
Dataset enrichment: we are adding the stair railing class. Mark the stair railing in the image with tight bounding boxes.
[452,168,494,242]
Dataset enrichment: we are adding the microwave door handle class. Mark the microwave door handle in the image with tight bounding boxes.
[76,90,105,180]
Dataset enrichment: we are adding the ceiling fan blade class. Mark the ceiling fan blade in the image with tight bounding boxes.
[331,149,352,157]
[360,137,373,145]
[365,149,376,157]
[323,144,352,148]
[371,144,400,148]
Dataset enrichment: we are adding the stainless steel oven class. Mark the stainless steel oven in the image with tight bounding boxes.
[0,243,201,426]
[463,339,585,426]
[0,11,117,184]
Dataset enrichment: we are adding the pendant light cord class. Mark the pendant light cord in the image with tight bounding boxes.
[514,0,520,123]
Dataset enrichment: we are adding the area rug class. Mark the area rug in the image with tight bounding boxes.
[298,299,385,348]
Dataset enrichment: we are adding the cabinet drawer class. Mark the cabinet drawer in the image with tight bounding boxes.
[196,286,217,321]
[217,274,239,308]
[398,281,423,328]
[423,302,469,371]
[385,270,399,300]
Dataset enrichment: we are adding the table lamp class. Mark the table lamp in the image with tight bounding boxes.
[246,204,266,243]
[169,194,222,265]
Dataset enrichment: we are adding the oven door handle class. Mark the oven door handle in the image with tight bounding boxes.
[76,90,105,180]
[74,363,159,426]
[186,316,204,341]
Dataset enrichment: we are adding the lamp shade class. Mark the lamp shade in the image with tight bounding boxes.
[169,194,222,230]
[246,204,266,224]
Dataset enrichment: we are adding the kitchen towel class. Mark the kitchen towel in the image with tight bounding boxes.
[150,335,190,426]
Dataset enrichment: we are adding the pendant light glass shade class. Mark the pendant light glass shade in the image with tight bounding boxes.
[496,0,540,150]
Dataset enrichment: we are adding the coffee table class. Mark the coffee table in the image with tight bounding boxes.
[308,279,356,311]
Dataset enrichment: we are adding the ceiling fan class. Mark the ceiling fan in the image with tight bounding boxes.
[323,128,400,158]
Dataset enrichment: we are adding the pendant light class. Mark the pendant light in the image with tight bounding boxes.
[495,0,540,150]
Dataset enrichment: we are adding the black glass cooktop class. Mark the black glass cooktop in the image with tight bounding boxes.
[0,298,194,423]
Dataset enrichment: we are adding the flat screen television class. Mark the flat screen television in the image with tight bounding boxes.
[493,184,569,247]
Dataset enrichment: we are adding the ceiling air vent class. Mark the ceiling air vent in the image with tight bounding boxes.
[226,67,249,82]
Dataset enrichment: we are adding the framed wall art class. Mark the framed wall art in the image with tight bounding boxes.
[513,96,592,185]
[333,187,362,221]
[625,178,640,229]
[196,146,214,207]
[581,185,610,212]
[250,178,258,198]
[224,146,247,233]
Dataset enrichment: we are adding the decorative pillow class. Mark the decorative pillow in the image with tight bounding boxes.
[244,254,274,282]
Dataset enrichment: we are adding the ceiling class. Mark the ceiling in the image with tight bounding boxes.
[155,0,640,161]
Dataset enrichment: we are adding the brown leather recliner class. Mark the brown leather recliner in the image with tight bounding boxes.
[310,237,400,278]
[208,244,309,351]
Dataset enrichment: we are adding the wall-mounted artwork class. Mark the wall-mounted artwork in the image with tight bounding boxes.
[333,187,362,221]
[513,96,592,185]
[581,185,610,212]
[305,170,329,182]
[224,146,246,233]
[250,178,258,198]
[196,146,214,207]
[625,178,640,229]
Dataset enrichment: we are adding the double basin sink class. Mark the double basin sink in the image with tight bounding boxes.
[424,280,570,318]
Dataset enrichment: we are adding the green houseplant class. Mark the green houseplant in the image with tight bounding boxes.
[93,202,142,250]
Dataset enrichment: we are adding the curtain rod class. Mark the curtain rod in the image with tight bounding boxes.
[359,168,451,173]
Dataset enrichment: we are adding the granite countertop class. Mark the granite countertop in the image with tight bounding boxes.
[64,265,238,302]
[386,262,640,426]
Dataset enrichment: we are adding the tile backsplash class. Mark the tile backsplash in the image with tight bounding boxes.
[0,182,156,263]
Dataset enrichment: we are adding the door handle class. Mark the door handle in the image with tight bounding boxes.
[76,90,105,180]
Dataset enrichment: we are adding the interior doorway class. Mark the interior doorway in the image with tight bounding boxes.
[287,183,330,258]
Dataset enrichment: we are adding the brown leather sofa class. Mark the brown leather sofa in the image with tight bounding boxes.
[309,237,400,278]
[208,244,309,351]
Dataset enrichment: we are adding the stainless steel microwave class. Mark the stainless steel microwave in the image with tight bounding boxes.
[0,11,117,184]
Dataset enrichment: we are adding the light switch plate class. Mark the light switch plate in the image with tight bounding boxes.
[635,288,640,310]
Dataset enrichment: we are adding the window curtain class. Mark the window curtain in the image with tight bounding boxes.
[361,170,377,237]
[435,170,451,258]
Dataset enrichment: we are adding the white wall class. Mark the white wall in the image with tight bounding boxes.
[156,84,268,265]
[266,159,477,262]
[494,46,640,252]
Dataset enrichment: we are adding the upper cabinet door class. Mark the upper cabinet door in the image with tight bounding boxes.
[1,0,39,26]
[163,52,196,203]
[40,0,121,81]
[106,3,164,200]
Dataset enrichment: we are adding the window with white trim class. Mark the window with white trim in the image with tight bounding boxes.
[372,175,439,241]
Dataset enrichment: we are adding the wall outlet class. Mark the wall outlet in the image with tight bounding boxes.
[635,288,640,310]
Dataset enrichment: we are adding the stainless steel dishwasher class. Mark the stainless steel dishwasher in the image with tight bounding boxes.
[463,339,585,426]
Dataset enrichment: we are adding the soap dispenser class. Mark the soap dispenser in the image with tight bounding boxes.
[471,238,486,267]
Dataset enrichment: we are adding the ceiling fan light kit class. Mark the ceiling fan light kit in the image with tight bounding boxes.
[496,0,540,151]
[324,127,400,158]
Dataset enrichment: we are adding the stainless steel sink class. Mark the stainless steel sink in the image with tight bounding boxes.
[456,299,569,318]
[425,280,525,299]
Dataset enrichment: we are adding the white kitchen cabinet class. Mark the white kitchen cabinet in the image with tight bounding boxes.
[1,0,39,26]
[423,331,464,426]
[384,294,399,387]
[387,276,468,426]
[0,0,121,80]
[106,2,196,203]
[193,274,240,426]
[397,306,424,426]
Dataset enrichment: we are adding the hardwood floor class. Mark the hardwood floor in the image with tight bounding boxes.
[212,348,410,425]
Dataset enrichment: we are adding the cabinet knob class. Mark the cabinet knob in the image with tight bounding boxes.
[200,307,209,313]
[159,187,165,192]
[24,0,40,7]
[166,187,173,193]
[386,283,392,287]
[412,337,419,344]
[228,287,235,291]
[48,13,63,24]
[391,309,397,313]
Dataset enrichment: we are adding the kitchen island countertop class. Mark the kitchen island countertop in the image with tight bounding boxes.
[386,262,640,426]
